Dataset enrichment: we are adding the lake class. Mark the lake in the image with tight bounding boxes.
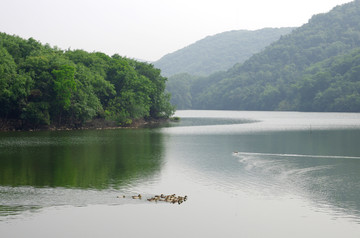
[1,110,360,238]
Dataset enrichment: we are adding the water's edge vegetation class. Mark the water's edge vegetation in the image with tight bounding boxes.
[0,33,175,131]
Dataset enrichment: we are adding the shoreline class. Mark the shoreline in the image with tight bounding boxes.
[0,118,171,132]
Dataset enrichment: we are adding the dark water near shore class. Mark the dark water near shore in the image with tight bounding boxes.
[1,110,360,238]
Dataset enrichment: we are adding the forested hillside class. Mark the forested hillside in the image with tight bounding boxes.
[0,33,174,130]
[154,28,294,76]
[191,0,360,112]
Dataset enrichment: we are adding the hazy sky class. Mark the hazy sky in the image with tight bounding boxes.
[0,0,354,61]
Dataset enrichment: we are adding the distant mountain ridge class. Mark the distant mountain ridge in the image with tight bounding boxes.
[154,27,294,76]
[190,0,360,112]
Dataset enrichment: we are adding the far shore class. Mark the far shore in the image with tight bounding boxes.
[0,117,174,132]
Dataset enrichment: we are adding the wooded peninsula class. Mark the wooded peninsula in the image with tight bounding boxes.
[0,33,174,130]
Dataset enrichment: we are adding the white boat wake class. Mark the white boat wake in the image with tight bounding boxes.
[233,151,360,160]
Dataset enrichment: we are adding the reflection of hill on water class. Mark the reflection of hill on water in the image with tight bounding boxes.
[0,129,165,189]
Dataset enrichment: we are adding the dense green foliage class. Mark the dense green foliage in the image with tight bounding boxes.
[154,28,294,77]
[189,1,360,112]
[296,48,360,111]
[0,33,174,129]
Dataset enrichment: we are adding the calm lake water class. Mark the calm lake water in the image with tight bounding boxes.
[1,110,360,238]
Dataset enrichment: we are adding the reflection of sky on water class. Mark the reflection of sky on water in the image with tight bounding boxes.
[233,151,360,220]
[164,110,360,135]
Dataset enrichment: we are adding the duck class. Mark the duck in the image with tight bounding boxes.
[142,193,188,204]
[132,194,142,199]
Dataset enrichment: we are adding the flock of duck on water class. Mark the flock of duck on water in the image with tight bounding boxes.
[117,194,188,205]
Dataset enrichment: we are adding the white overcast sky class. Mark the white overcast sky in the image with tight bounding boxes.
[0,0,354,61]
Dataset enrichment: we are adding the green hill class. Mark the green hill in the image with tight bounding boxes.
[192,0,360,112]
[154,28,294,77]
[0,33,174,130]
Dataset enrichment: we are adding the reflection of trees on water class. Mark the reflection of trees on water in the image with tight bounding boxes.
[0,129,165,189]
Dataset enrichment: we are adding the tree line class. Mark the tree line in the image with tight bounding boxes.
[0,33,174,129]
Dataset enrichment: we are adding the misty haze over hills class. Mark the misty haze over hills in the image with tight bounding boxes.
[164,0,360,112]
[154,28,294,77]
